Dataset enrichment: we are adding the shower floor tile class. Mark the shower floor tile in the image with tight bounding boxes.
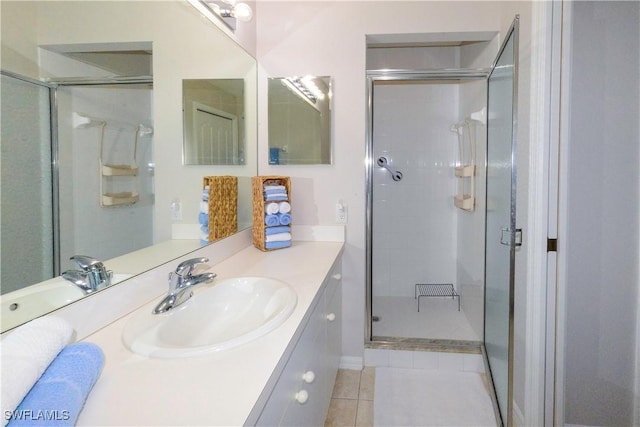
[372,296,479,341]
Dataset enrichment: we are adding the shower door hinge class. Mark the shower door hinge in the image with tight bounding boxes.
[547,238,558,252]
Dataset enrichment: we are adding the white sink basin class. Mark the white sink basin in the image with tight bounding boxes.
[1,273,132,332]
[122,277,297,358]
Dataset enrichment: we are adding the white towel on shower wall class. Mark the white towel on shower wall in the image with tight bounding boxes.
[0,317,73,424]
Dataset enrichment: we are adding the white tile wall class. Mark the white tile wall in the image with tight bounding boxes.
[371,82,459,299]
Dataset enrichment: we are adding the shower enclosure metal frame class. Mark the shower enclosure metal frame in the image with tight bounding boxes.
[364,68,490,349]
[1,70,61,275]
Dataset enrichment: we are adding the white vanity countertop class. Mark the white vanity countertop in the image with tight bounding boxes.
[77,241,344,426]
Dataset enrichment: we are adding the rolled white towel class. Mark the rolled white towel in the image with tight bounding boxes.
[200,201,208,214]
[265,232,292,243]
[0,317,73,424]
[278,201,291,214]
[266,202,280,215]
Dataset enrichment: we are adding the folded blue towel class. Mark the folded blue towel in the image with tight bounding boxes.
[265,226,291,236]
[12,342,104,426]
[264,188,287,196]
[278,213,292,226]
[198,212,208,226]
[265,214,280,227]
[200,224,209,234]
[202,187,210,201]
[266,240,291,250]
[200,239,210,246]
[263,185,285,192]
[265,194,288,202]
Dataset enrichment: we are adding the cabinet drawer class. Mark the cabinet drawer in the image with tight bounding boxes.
[255,299,322,426]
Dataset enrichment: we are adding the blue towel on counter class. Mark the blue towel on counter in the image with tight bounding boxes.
[265,194,288,202]
[266,240,291,250]
[278,213,291,226]
[265,214,280,227]
[11,342,104,426]
[198,212,208,226]
[202,187,210,201]
[263,188,286,196]
[200,224,209,234]
[265,226,291,236]
[263,185,285,192]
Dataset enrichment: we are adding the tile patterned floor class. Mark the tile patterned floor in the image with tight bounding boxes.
[324,368,375,427]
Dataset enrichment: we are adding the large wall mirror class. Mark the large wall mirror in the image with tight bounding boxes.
[268,76,332,165]
[0,0,257,333]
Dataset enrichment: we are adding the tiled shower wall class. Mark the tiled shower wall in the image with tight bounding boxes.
[372,82,459,298]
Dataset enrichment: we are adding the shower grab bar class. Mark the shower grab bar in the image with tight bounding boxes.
[376,156,403,181]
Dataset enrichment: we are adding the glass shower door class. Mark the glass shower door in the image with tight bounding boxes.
[1,74,55,292]
[484,18,519,425]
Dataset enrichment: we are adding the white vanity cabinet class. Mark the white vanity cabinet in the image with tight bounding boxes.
[253,259,342,427]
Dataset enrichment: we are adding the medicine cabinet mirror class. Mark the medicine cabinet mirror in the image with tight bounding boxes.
[183,79,246,165]
[268,76,332,165]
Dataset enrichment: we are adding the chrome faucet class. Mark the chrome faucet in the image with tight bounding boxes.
[152,257,216,314]
[62,255,113,293]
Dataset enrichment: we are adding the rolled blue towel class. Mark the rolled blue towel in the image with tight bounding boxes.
[200,224,209,234]
[266,240,291,250]
[265,214,280,227]
[265,225,291,236]
[278,213,292,226]
[11,342,104,426]
[198,212,208,226]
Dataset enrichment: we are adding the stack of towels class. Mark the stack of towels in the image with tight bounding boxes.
[199,185,210,246]
[1,317,104,426]
[263,184,292,249]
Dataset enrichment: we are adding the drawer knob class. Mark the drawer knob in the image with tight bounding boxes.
[326,313,336,321]
[332,274,342,280]
[295,390,309,404]
[302,371,316,384]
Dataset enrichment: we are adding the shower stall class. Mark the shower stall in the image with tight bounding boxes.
[1,71,154,292]
[367,73,487,345]
[366,19,519,426]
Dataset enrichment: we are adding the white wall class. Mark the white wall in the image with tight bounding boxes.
[256,3,531,388]
[560,2,640,425]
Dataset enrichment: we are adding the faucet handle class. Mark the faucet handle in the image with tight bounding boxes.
[70,255,104,271]
[175,257,209,277]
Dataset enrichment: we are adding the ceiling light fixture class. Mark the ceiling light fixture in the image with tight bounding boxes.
[187,0,253,32]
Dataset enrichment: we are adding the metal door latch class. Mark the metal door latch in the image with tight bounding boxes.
[500,227,523,247]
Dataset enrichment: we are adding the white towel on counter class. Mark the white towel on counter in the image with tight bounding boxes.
[266,202,280,215]
[265,232,292,243]
[278,201,291,214]
[0,317,73,424]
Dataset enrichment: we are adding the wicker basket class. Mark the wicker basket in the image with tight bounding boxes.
[252,175,291,251]
[203,176,238,242]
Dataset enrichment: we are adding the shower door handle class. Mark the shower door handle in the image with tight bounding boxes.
[376,156,403,181]
[500,227,522,247]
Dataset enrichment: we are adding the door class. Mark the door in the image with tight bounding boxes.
[0,74,55,293]
[484,16,519,426]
